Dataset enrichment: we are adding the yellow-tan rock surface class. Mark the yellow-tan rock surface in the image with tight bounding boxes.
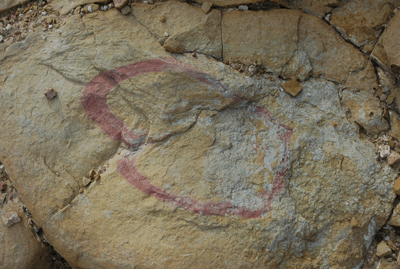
[0,1,399,269]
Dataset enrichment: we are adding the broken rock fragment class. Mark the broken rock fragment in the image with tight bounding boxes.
[330,0,399,48]
[342,89,389,135]
[44,88,57,100]
[377,241,393,257]
[114,0,128,9]
[3,211,21,227]
[372,11,400,74]
[388,151,400,166]
[281,79,302,97]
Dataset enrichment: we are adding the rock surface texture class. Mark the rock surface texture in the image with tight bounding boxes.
[1,1,400,269]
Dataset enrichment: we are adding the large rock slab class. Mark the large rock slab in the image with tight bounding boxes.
[0,0,29,13]
[372,11,400,74]
[132,1,222,59]
[0,3,396,269]
[222,9,366,83]
[330,0,400,48]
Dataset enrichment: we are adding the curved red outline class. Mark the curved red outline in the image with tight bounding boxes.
[82,58,293,218]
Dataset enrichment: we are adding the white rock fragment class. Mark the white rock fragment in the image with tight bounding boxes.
[101,5,108,11]
[324,14,331,22]
[164,32,169,37]
[88,5,93,13]
[0,35,3,43]
[378,144,391,158]
[3,212,21,227]
[5,24,11,31]
[41,11,47,16]
[48,24,53,29]
[238,5,248,11]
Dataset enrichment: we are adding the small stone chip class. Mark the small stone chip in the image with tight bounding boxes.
[82,176,91,186]
[121,5,131,15]
[350,217,358,228]
[163,39,184,54]
[201,1,213,14]
[377,241,393,257]
[114,0,128,9]
[393,177,400,195]
[379,144,391,158]
[387,151,400,166]
[387,239,397,251]
[281,79,303,97]
[90,4,100,12]
[3,212,21,227]
[159,15,166,23]
[44,88,57,99]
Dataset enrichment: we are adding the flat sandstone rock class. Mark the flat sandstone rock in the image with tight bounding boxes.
[0,2,397,269]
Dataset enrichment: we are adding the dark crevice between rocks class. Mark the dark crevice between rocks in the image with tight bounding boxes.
[22,206,73,269]
[362,196,400,267]
[320,14,367,58]
[0,162,72,269]
[130,11,164,48]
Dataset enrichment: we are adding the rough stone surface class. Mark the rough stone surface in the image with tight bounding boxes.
[390,111,400,141]
[394,177,400,195]
[342,89,389,135]
[120,5,131,15]
[351,216,359,228]
[0,190,45,268]
[389,204,400,227]
[372,12,400,74]
[330,0,400,48]
[52,0,109,15]
[132,1,222,59]
[0,2,398,269]
[0,0,29,13]
[388,151,400,166]
[222,9,366,83]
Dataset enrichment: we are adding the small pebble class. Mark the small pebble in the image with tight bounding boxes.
[238,5,248,11]
[3,212,21,227]
[164,32,169,37]
[0,35,3,43]
[121,5,131,15]
[159,15,166,23]
[5,24,11,31]
[48,24,53,29]
[44,88,57,99]
[41,11,47,16]
[88,5,93,13]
